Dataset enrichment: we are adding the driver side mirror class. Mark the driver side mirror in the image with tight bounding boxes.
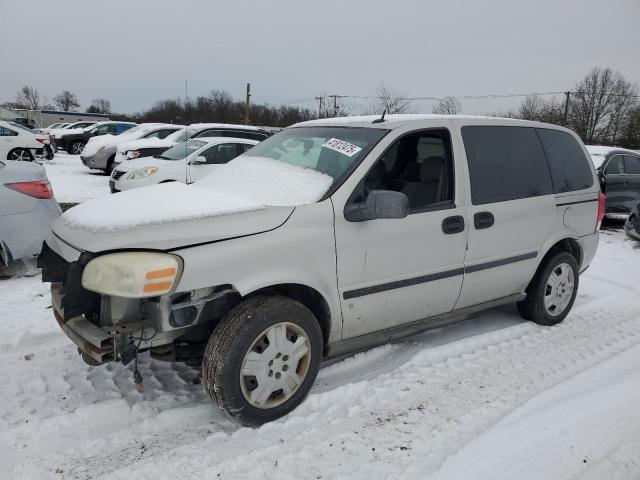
[344,190,409,222]
[192,155,207,165]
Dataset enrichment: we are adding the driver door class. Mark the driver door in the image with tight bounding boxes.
[333,127,468,339]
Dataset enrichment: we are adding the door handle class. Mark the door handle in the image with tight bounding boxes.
[474,211,494,230]
[442,215,465,234]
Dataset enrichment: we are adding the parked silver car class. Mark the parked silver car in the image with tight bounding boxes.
[40,115,601,425]
[0,160,61,265]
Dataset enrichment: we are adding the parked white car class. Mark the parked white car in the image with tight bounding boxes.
[0,120,53,161]
[40,114,601,425]
[114,123,272,165]
[110,137,257,192]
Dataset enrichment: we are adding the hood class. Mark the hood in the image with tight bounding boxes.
[51,127,84,138]
[115,157,177,170]
[54,182,293,251]
[117,137,176,153]
[53,156,332,252]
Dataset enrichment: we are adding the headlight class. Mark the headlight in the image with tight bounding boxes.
[82,252,183,298]
[127,167,158,179]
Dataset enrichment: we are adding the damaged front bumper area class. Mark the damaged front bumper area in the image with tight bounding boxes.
[39,242,239,365]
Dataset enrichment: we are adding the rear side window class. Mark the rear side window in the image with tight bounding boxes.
[625,155,640,174]
[462,126,553,205]
[536,129,593,192]
[605,155,625,174]
[0,127,18,136]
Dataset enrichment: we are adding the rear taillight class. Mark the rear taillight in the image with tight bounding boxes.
[35,138,48,144]
[597,191,606,230]
[5,181,54,199]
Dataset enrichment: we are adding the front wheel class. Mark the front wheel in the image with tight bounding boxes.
[517,251,579,326]
[202,295,322,425]
[67,140,85,155]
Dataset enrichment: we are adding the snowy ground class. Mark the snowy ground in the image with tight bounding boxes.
[1,229,640,479]
[42,153,110,204]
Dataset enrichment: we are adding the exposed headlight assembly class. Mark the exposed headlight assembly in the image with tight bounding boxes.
[127,167,158,179]
[82,252,183,298]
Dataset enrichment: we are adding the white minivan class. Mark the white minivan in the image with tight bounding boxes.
[110,137,258,192]
[39,115,602,425]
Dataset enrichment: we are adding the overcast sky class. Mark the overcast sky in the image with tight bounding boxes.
[1,0,638,115]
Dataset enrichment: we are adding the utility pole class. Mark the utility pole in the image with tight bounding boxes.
[563,91,571,126]
[315,96,324,118]
[244,82,251,125]
[329,95,339,117]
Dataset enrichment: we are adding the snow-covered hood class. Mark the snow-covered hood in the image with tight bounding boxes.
[115,157,176,170]
[82,134,119,156]
[117,136,176,154]
[50,127,85,138]
[54,156,333,252]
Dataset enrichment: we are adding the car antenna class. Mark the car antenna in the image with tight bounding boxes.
[372,109,386,124]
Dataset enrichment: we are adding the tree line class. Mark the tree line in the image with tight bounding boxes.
[2,67,638,147]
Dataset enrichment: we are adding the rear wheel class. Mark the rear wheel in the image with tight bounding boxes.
[202,295,322,425]
[67,140,85,155]
[8,148,33,161]
[517,251,579,326]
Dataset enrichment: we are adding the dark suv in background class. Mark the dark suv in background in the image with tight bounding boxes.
[55,121,137,155]
[592,148,640,219]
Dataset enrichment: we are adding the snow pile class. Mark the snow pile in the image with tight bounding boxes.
[44,153,110,203]
[196,156,333,206]
[61,182,264,233]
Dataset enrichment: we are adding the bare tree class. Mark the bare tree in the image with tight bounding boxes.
[432,97,461,115]
[518,94,564,124]
[53,90,80,111]
[368,82,412,114]
[86,98,111,114]
[14,86,42,110]
[569,67,638,144]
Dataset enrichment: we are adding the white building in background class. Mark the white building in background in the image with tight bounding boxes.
[0,107,110,128]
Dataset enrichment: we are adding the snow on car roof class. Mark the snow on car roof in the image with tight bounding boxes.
[586,145,639,168]
[186,123,267,131]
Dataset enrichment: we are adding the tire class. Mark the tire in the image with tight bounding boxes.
[517,251,579,326]
[7,148,33,161]
[67,140,85,155]
[202,294,322,425]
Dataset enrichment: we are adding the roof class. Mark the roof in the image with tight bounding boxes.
[586,145,640,168]
[186,123,268,131]
[292,114,572,131]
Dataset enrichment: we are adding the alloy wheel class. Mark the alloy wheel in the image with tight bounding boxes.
[239,322,312,409]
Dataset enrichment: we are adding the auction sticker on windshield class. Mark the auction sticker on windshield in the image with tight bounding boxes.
[322,138,362,157]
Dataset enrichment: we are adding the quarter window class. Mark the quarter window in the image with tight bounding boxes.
[536,129,593,192]
[0,127,17,136]
[462,126,553,205]
[624,155,640,175]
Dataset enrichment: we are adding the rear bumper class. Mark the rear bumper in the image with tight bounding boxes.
[579,231,599,272]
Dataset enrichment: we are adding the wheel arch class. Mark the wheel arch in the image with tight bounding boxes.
[247,283,333,354]
[540,236,583,270]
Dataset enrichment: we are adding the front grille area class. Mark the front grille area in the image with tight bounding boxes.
[112,170,126,180]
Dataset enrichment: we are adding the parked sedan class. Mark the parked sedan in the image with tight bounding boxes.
[0,160,61,265]
[110,137,257,192]
[55,121,137,155]
[0,120,53,161]
[587,145,640,219]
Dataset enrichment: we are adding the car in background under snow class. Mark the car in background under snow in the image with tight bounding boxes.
[587,145,640,219]
[624,202,640,240]
[114,123,272,165]
[55,121,137,155]
[81,123,183,173]
[0,160,61,265]
[0,120,53,161]
[110,137,257,192]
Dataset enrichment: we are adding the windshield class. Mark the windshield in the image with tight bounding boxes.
[243,126,387,185]
[171,128,196,143]
[158,139,206,160]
